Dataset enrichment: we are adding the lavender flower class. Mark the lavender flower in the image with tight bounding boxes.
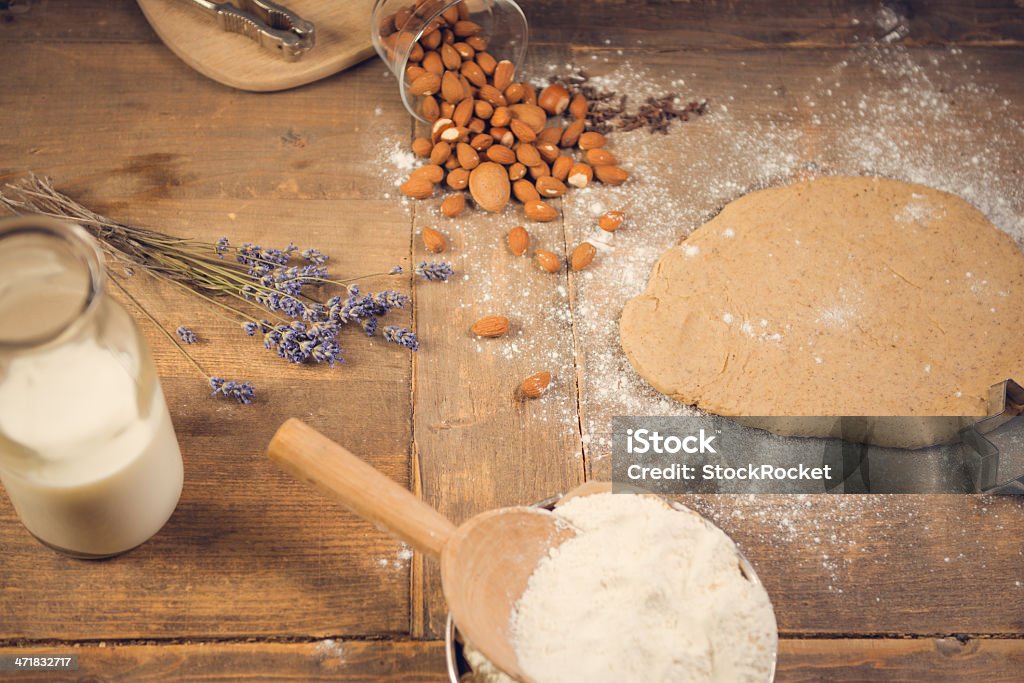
[384,325,419,351]
[415,261,454,281]
[176,326,198,344]
[209,377,256,404]
[262,321,343,366]
[389,265,404,275]
[242,321,259,336]
[215,237,231,257]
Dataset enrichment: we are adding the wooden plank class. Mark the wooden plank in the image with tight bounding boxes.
[776,638,1024,682]
[527,0,1024,48]
[3,637,1020,680]
[0,640,448,682]
[5,1,1024,48]
[0,198,418,640]
[410,44,584,635]
[0,43,411,202]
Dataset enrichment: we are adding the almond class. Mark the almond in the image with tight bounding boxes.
[446,167,470,190]
[571,242,597,271]
[411,137,432,157]
[409,72,441,97]
[569,93,589,120]
[456,142,481,170]
[504,82,525,104]
[474,99,494,119]
[599,210,625,232]
[586,148,617,166]
[594,165,630,185]
[470,133,494,151]
[509,118,537,143]
[420,95,440,122]
[527,162,551,180]
[525,200,558,223]
[453,20,482,37]
[509,103,547,133]
[468,161,511,213]
[519,371,552,399]
[537,83,570,115]
[410,164,445,184]
[471,314,509,338]
[537,142,560,164]
[535,250,560,273]
[400,177,435,199]
[538,126,563,145]
[441,193,466,218]
[452,97,474,127]
[440,42,461,70]
[508,162,527,181]
[507,226,529,256]
[478,84,507,107]
[441,71,464,104]
[431,117,455,143]
[490,106,511,128]
[493,60,516,91]
[454,41,475,60]
[536,176,568,198]
[512,179,540,203]
[477,50,497,74]
[516,143,541,167]
[486,144,516,165]
[567,163,593,188]
[429,140,452,165]
[551,155,574,181]
[560,119,585,147]
[422,226,448,252]
[578,131,607,150]
[460,60,487,87]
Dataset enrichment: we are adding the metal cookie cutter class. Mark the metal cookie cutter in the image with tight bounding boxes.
[963,379,1024,494]
[186,0,316,60]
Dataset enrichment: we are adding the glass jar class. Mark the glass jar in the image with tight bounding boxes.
[0,216,183,559]
[371,0,528,122]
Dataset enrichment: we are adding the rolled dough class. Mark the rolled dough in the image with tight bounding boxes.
[620,176,1024,430]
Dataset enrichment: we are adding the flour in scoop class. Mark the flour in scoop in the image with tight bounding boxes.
[511,493,776,683]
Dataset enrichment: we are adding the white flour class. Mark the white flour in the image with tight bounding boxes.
[510,494,776,683]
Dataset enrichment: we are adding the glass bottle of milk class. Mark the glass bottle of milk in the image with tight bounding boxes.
[0,216,183,558]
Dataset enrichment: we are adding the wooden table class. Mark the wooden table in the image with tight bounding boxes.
[2,1,1023,680]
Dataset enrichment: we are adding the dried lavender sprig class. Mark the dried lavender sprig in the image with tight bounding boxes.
[209,377,256,405]
[109,276,256,405]
[415,261,454,281]
[176,326,198,344]
[383,326,419,351]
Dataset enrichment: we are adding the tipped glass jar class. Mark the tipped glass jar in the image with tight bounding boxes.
[0,216,183,558]
[372,0,528,122]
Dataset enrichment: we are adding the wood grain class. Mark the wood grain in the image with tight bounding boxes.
[5,1,1024,48]
[2,638,1021,681]
[135,0,376,92]
[410,73,585,631]
[0,641,449,682]
[0,44,410,202]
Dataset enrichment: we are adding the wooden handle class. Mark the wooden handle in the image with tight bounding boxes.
[268,418,456,558]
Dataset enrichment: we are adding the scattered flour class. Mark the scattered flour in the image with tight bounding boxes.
[510,493,776,683]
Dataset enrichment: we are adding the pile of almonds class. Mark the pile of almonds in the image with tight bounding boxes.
[388,8,630,221]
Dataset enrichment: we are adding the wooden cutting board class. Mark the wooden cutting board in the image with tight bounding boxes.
[136,0,377,92]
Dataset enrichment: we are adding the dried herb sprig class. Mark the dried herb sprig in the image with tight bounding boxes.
[0,175,452,403]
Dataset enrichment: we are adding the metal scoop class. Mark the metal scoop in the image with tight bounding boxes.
[267,418,573,683]
[185,0,315,60]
